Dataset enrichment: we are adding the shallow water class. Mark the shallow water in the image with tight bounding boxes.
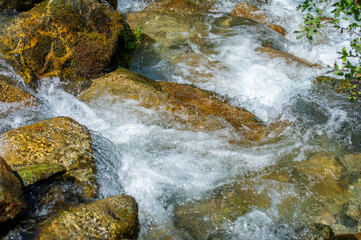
[1,0,361,239]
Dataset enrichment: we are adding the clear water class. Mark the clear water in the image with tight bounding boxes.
[1,0,361,239]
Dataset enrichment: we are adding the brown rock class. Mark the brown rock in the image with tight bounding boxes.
[0,117,97,198]
[0,0,136,95]
[79,68,265,141]
[0,156,26,228]
[257,46,322,68]
[38,195,140,240]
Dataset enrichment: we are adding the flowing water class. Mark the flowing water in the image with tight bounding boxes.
[2,0,361,239]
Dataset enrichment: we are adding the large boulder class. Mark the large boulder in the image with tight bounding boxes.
[0,0,136,95]
[0,117,97,198]
[0,156,26,231]
[80,68,265,141]
[38,195,140,240]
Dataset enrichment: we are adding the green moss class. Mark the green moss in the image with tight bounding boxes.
[13,163,66,187]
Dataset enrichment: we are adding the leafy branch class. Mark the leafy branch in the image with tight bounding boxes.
[296,0,361,100]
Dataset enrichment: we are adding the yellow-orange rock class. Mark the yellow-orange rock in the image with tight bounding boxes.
[80,68,265,141]
[0,0,136,95]
[0,117,97,198]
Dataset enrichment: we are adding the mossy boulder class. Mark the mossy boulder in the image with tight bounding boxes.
[12,163,66,187]
[80,68,265,141]
[0,156,26,230]
[231,2,286,36]
[0,0,136,95]
[0,0,44,12]
[0,117,97,198]
[38,195,140,240]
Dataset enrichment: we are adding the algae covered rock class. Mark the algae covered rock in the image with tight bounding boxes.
[38,195,140,240]
[0,117,97,198]
[80,68,265,141]
[0,0,136,95]
[0,156,26,228]
[12,163,66,187]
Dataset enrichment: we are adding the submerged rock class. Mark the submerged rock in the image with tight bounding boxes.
[257,46,321,68]
[174,179,273,239]
[232,2,286,36]
[0,117,97,198]
[0,156,26,231]
[0,0,136,95]
[80,68,265,141]
[38,195,140,240]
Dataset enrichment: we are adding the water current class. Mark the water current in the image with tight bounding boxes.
[1,0,361,239]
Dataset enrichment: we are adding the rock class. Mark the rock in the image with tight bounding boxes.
[339,154,361,176]
[38,195,140,240]
[231,2,286,36]
[327,232,361,240]
[0,0,136,95]
[12,163,66,187]
[314,76,352,94]
[0,75,37,105]
[0,117,97,198]
[296,223,335,240]
[0,0,44,12]
[257,46,322,68]
[79,68,265,141]
[174,180,272,239]
[0,156,26,230]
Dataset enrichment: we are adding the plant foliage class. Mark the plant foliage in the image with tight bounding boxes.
[297,0,361,100]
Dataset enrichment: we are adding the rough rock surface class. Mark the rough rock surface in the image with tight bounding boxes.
[0,116,96,198]
[0,75,37,105]
[38,195,140,240]
[0,156,26,228]
[80,68,265,141]
[0,0,136,95]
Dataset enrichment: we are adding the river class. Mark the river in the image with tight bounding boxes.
[1,0,361,239]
